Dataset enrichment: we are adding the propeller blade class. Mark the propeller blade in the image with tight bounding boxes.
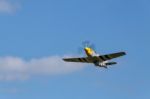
[82,40,90,47]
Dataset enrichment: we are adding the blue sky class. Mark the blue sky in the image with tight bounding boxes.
[0,0,150,99]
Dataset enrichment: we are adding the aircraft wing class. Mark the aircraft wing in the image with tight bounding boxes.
[63,57,93,63]
[63,52,126,63]
[99,52,126,61]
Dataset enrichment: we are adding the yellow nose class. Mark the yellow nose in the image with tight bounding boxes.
[84,47,93,55]
[85,47,89,50]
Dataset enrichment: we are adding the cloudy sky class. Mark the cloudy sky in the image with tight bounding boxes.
[0,0,150,99]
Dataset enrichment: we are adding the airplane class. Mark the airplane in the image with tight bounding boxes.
[63,46,126,68]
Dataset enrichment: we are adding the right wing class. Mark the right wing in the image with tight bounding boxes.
[99,52,126,61]
[63,57,93,63]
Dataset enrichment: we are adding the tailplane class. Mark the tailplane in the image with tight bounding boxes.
[105,62,117,65]
[95,61,117,67]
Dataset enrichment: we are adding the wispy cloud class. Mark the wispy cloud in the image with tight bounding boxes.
[0,56,85,81]
[0,0,20,14]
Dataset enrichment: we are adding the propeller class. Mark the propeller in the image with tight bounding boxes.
[82,41,96,49]
[77,41,96,55]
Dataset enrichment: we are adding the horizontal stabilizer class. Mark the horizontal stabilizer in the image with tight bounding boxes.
[105,62,117,65]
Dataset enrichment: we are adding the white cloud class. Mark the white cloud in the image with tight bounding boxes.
[0,0,20,13]
[0,56,85,81]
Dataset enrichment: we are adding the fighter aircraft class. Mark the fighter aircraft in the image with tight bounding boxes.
[63,44,126,68]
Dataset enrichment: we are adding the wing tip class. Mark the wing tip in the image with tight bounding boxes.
[62,58,67,61]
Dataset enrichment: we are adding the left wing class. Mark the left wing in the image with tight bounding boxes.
[63,57,93,63]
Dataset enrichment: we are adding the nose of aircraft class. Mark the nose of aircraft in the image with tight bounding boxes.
[84,47,89,51]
